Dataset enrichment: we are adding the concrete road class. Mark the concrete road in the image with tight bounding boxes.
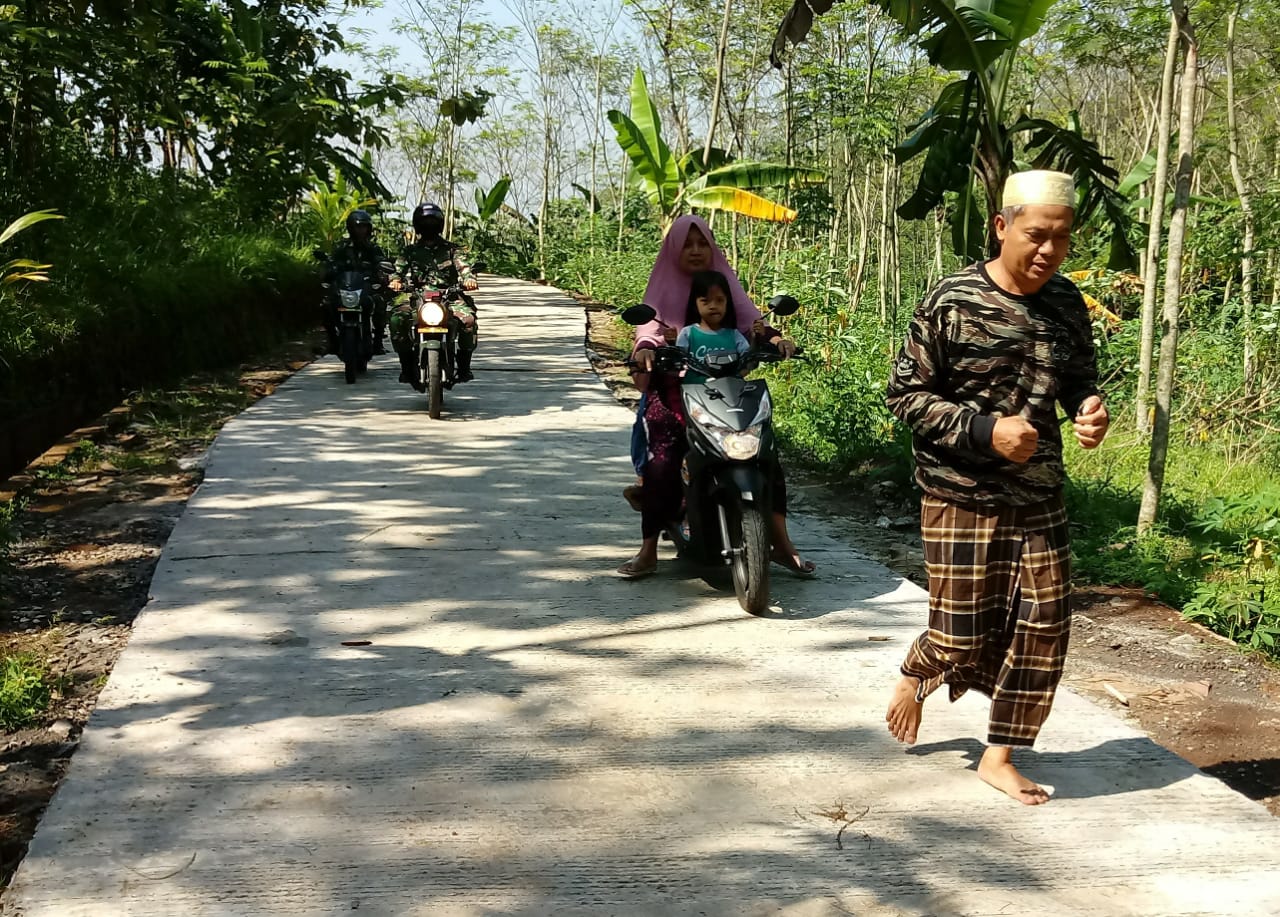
[7,277,1280,916]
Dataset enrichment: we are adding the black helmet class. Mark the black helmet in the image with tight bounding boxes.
[346,209,374,237]
[412,202,445,237]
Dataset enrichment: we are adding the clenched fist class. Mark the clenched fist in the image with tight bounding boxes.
[992,415,1038,464]
[1073,395,1109,449]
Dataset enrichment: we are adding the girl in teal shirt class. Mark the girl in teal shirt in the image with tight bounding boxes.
[675,270,751,383]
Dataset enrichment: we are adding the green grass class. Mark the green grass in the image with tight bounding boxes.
[1066,422,1280,659]
[0,653,52,732]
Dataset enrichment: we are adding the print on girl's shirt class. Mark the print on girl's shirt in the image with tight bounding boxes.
[676,325,751,384]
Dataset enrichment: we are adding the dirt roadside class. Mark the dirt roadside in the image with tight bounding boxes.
[581,296,1280,817]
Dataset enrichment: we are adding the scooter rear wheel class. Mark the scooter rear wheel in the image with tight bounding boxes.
[729,502,770,615]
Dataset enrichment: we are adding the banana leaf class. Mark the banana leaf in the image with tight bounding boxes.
[685,187,799,222]
[949,181,986,263]
[0,210,64,247]
[608,69,680,215]
[2,258,54,284]
[689,162,825,192]
[1117,149,1159,197]
[478,177,512,222]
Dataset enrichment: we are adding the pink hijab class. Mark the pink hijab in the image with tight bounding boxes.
[633,214,762,352]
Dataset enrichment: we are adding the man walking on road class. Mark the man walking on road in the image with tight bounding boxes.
[883,170,1110,804]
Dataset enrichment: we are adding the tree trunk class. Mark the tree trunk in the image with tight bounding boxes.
[850,162,872,306]
[1138,1,1198,534]
[891,164,902,328]
[1225,5,1256,387]
[932,206,945,288]
[617,147,627,254]
[1136,11,1180,434]
[539,113,551,281]
[701,0,733,168]
[877,156,889,323]
[784,56,794,167]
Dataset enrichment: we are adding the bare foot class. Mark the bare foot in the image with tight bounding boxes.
[886,676,923,744]
[978,747,1051,806]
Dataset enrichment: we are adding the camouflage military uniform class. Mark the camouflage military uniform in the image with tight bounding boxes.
[390,236,478,378]
[885,263,1100,747]
[325,238,391,350]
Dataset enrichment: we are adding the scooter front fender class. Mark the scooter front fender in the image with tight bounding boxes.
[710,464,770,506]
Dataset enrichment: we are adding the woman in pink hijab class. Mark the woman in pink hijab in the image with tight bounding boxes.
[617,214,815,579]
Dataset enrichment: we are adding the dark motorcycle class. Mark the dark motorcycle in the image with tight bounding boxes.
[622,295,802,615]
[401,260,485,418]
[315,250,393,384]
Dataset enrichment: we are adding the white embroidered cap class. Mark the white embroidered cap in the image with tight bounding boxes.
[1003,170,1076,209]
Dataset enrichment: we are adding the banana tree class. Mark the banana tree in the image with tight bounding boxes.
[1,210,64,290]
[300,173,377,253]
[772,0,1134,268]
[473,177,512,224]
[607,69,824,227]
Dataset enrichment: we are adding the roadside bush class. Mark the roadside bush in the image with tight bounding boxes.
[0,653,51,732]
[1181,488,1280,655]
[0,135,318,475]
[1066,423,1280,659]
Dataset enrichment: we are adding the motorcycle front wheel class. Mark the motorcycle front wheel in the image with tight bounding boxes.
[728,500,770,615]
[427,348,444,418]
[341,327,360,384]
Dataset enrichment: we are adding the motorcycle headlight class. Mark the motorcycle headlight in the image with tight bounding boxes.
[338,290,362,308]
[418,301,446,325]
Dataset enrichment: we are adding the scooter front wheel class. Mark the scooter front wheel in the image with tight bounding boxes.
[729,502,770,615]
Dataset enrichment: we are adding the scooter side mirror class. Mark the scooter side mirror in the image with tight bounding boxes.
[767,294,801,317]
[471,261,488,274]
[620,303,657,326]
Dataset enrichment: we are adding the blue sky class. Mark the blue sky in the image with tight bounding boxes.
[328,1,548,80]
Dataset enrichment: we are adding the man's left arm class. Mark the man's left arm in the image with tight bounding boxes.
[450,245,478,291]
[1058,288,1109,449]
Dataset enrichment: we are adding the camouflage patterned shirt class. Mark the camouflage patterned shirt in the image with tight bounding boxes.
[397,237,469,286]
[885,262,1099,507]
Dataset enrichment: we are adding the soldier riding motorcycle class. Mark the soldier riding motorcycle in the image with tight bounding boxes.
[323,209,391,356]
[389,202,480,387]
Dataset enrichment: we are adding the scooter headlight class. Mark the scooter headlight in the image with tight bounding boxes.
[688,401,716,428]
[418,301,446,325]
[690,399,765,459]
[722,425,763,459]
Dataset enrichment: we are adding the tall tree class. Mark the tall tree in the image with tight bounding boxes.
[1138,0,1199,533]
[1225,2,1257,388]
[1136,11,1180,433]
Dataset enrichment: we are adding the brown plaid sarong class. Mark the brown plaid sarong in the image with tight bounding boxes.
[901,493,1072,747]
